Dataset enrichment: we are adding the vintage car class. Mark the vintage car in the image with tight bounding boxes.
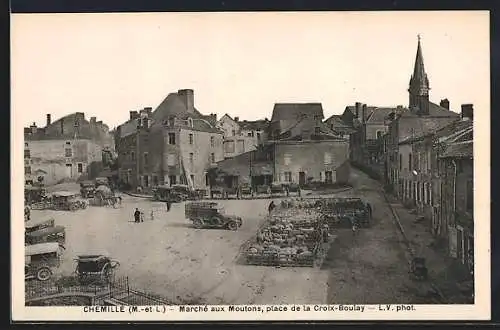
[239,183,253,198]
[52,191,88,211]
[80,181,96,198]
[152,185,176,202]
[74,254,120,284]
[171,184,203,201]
[24,185,49,205]
[25,242,62,281]
[94,177,110,187]
[185,202,243,230]
[25,218,55,234]
[284,182,301,196]
[255,184,271,196]
[270,182,288,196]
[25,225,66,246]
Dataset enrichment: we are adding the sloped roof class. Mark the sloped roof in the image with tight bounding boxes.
[150,93,221,133]
[440,141,473,159]
[367,107,398,123]
[271,103,324,122]
[239,119,269,131]
[398,116,459,144]
[344,105,377,122]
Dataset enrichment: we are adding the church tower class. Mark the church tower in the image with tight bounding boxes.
[408,35,430,115]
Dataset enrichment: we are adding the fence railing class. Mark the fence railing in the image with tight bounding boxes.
[26,276,171,305]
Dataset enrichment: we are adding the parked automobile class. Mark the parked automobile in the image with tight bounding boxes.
[239,183,253,198]
[152,185,175,202]
[270,182,288,197]
[80,181,96,198]
[185,202,243,230]
[51,191,88,211]
[25,225,66,246]
[25,242,63,281]
[284,182,301,197]
[24,185,49,204]
[25,218,55,234]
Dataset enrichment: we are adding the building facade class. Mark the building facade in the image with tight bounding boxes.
[24,112,113,185]
[212,102,350,189]
[217,114,268,159]
[116,89,224,191]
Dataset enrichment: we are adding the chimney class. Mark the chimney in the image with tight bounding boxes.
[361,104,367,123]
[440,99,450,110]
[178,89,194,113]
[234,117,239,122]
[46,114,51,126]
[90,117,97,125]
[30,122,37,134]
[355,102,362,118]
[129,111,139,120]
[461,104,473,121]
[144,107,153,114]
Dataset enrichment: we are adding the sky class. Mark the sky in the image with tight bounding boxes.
[11,11,489,129]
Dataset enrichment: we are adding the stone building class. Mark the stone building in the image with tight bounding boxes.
[24,112,114,185]
[386,37,460,196]
[115,89,224,191]
[216,114,268,159]
[213,103,350,189]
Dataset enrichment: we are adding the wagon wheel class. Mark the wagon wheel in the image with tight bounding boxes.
[227,221,238,231]
[101,263,113,283]
[193,218,203,229]
[36,266,52,281]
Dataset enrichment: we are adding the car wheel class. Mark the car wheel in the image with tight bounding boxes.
[193,219,203,229]
[36,267,52,281]
[227,221,238,231]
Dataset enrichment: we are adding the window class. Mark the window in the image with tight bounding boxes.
[210,136,215,148]
[24,149,30,159]
[324,153,332,165]
[25,142,28,148]
[231,130,236,136]
[143,175,149,187]
[205,173,210,186]
[169,175,176,186]
[65,141,71,145]
[188,118,193,127]
[284,172,292,182]
[25,166,31,174]
[325,171,333,184]
[189,134,193,145]
[224,141,235,153]
[65,147,72,157]
[319,172,323,181]
[399,154,402,171]
[131,151,135,161]
[466,180,473,211]
[190,174,195,183]
[168,133,176,145]
[77,163,83,173]
[284,154,292,166]
[248,132,252,137]
[189,152,194,165]
[408,153,412,171]
[257,133,261,141]
[143,152,149,166]
[314,127,321,135]
[376,130,384,139]
[153,176,159,186]
[211,153,215,163]
[167,154,176,166]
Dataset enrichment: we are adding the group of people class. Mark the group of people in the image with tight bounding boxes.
[133,200,172,223]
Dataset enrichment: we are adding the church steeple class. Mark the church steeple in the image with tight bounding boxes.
[408,35,430,115]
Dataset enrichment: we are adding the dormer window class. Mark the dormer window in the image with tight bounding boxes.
[187,118,194,128]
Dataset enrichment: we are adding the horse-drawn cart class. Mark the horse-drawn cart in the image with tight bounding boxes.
[73,254,120,284]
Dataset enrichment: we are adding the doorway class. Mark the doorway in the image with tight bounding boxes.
[65,164,73,178]
[299,172,306,186]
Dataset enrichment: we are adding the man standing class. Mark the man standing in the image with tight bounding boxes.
[134,208,141,223]
[166,200,172,212]
[268,201,276,215]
